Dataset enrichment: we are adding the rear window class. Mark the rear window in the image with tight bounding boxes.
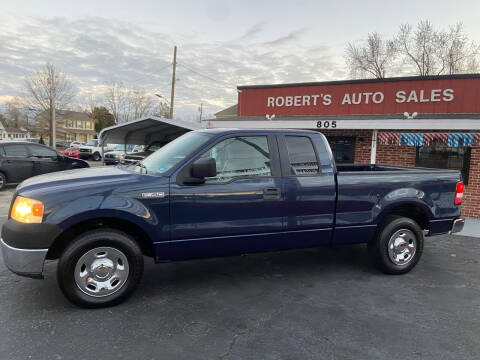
[4,144,28,158]
[285,136,320,175]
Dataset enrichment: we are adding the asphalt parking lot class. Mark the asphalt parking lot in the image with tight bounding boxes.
[0,179,479,359]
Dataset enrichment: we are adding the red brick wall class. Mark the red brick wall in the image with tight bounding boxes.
[320,129,372,164]
[376,145,416,166]
[462,146,480,218]
[320,129,480,219]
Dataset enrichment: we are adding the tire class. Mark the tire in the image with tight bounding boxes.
[92,152,101,161]
[0,172,6,190]
[57,229,144,308]
[368,215,424,274]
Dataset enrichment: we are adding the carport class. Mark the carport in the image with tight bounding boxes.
[98,116,203,163]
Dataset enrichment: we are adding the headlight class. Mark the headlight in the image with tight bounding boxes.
[11,196,44,224]
[115,154,125,159]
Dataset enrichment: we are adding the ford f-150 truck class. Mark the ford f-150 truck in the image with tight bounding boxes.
[0,129,465,308]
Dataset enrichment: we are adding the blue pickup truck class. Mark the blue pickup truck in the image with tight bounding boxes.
[1,129,465,307]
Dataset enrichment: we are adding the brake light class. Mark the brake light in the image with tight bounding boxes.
[454,181,464,206]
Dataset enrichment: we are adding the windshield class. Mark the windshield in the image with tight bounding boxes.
[86,140,98,146]
[141,132,213,174]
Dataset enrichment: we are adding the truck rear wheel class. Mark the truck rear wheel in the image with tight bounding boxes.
[368,216,424,274]
[57,229,144,308]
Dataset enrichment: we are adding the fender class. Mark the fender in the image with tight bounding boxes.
[373,187,434,225]
[47,194,168,243]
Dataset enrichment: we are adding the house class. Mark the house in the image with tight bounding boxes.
[34,110,96,143]
[0,121,30,141]
[214,104,237,119]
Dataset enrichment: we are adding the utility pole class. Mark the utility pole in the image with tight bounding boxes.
[169,46,177,119]
[198,103,203,123]
[50,99,56,149]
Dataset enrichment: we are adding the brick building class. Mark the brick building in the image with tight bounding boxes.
[207,74,480,218]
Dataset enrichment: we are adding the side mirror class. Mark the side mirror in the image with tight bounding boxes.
[192,157,217,179]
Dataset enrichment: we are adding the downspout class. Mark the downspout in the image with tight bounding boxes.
[371,130,378,165]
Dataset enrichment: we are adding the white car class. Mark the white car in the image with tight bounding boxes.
[70,141,86,148]
[78,139,103,161]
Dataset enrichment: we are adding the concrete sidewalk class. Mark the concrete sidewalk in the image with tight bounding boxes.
[455,218,480,237]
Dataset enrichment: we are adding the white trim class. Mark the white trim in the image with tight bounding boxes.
[208,119,480,130]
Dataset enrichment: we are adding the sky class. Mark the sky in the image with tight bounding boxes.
[0,0,479,120]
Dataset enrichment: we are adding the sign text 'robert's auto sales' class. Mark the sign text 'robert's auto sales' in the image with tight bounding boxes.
[266,89,454,108]
[237,77,480,116]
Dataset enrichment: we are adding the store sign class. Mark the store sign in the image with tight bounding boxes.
[237,77,480,116]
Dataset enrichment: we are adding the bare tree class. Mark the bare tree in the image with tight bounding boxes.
[104,82,164,123]
[395,20,440,76]
[104,81,129,123]
[436,23,480,74]
[25,63,76,147]
[126,89,156,120]
[346,32,397,78]
[2,98,28,129]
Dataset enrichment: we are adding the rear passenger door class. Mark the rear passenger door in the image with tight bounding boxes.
[277,134,336,246]
[1,144,34,183]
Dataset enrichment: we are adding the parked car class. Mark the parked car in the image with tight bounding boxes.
[69,141,86,148]
[0,141,88,190]
[103,150,126,165]
[122,141,167,164]
[59,147,79,159]
[103,144,139,165]
[0,129,464,308]
[56,141,70,149]
[78,139,102,161]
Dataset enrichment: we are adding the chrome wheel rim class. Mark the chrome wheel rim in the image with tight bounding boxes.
[74,247,129,297]
[387,229,417,266]
[0,175,4,188]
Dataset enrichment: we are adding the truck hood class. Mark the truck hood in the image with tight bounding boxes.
[17,166,139,194]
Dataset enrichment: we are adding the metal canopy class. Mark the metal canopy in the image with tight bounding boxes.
[98,116,202,146]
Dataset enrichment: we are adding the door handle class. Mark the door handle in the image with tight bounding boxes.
[263,187,281,200]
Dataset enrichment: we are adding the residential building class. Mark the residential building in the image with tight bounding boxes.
[34,110,96,143]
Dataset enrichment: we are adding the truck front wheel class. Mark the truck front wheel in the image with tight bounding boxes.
[368,216,424,274]
[92,152,101,161]
[57,229,144,308]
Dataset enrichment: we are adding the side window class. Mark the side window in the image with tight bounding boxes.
[4,145,28,158]
[201,136,271,184]
[285,136,320,175]
[29,145,57,158]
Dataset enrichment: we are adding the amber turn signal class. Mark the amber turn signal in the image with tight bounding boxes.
[11,196,44,224]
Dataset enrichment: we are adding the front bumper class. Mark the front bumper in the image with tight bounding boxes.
[79,152,91,159]
[1,238,47,279]
[450,218,465,234]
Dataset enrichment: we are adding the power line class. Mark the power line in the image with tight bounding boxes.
[129,62,173,84]
[177,62,236,89]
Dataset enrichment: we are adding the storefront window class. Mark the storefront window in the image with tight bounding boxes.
[327,137,356,164]
[416,143,471,184]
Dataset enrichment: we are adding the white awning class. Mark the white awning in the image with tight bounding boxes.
[99,116,203,146]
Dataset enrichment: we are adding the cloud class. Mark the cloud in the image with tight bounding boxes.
[0,16,344,119]
[239,23,265,41]
[263,28,307,47]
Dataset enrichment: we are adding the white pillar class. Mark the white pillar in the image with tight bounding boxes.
[371,130,378,164]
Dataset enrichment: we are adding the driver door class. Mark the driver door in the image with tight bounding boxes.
[165,134,284,261]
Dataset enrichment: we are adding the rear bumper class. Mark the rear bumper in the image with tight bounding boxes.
[450,218,465,234]
[1,238,47,279]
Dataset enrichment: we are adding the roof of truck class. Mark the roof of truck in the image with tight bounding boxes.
[198,128,319,135]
